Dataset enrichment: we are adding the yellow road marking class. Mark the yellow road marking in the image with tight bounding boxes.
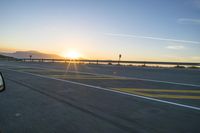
[115,88,200,93]
[20,69,130,79]
[19,69,62,72]
[52,77,113,79]
[113,88,200,100]
[19,70,132,80]
[18,70,127,79]
[49,74,127,80]
[19,69,44,71]
[50,76,125,80]
[49,74,100,77]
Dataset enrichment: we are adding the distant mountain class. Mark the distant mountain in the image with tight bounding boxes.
[0,51,63,59]
[0,54,15,60]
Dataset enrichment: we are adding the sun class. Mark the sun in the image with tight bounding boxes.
[65,51,80,59]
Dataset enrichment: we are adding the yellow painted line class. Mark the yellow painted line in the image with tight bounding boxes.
[19,69,44,71]
[67,78,118,80]
[49,75,107,78]
[115,88,200,93]
[18,72,120,79]
[49,75,127,80]
[20,69,62,72]
[18,70,131,80]
[113,88,200,100]
[49,74,99,77]
[50,76,125,80]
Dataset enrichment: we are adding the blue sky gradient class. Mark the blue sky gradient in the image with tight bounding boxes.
[0,0,200,61]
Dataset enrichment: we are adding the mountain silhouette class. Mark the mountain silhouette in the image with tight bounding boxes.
[1,50,63,59]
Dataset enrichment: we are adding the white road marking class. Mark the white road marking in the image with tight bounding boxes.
[2,63,200,87]
[4,68,200,111]
[65,70,200,87]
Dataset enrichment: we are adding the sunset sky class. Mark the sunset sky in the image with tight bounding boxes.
[0,0,200,62]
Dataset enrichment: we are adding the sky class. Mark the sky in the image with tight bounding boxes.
[0,0,200,62]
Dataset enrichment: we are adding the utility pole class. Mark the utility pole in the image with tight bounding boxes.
[29,55,32,62]
[118,54,122,65]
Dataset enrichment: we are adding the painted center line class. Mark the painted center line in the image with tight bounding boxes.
[114,88,200,93]
[4,68,200,111]
[9,65,200,87]
[49,75,126,80]
[113,88,200,100]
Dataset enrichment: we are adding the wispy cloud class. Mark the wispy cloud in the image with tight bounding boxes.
[177,18,200,25]
[166,45,185,50]
[105,33,200,44]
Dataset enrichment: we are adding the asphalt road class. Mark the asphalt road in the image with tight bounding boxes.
[0,61,200,133]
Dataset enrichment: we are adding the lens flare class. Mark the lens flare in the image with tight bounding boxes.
[66,51,80,59]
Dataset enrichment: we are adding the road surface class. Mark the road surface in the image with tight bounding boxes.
[0,61,200,133]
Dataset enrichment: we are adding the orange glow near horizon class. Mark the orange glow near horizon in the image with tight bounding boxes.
[62,50,81,59]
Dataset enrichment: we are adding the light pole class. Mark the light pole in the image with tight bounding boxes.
[29,55,32,61]
[118,54,122,65]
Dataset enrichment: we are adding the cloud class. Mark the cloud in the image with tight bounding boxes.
[105,33,200,44]
[166,45,185,50]
[177,18,200,25]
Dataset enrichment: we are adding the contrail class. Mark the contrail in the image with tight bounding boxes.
[105,33,200,44]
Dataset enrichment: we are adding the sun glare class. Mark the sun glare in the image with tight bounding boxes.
[65,51,80,59]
